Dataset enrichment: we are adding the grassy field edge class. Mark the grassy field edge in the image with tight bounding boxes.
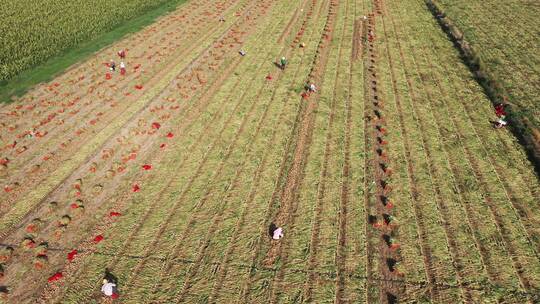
[0,0,188,103]
[424,0,540,177]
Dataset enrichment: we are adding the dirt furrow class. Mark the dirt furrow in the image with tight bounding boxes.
[333,0,353,301]
[237,0,333,301]
[376,7,440,302]
[366,10,405,304]
[301,6,343,298]
[207,3,327,301]
[261,3,342,304]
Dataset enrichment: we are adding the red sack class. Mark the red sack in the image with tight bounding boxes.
[265,75,272,80]
[166,132,174,138]
[160,143,166,148]
[93,235,104,243]
[152,122,161,129]
[142,164,152,170]
[109,212,121,217]
[135,85,143,90]
[48,272,63,282]
[132,184,140,192]
[67,249,78,262]
[26,224,37,233]
[70,203,79,209]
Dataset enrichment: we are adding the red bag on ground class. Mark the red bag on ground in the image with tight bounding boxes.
[67,249,78,262]
[135,85,143,90]
[109,212,121,217]
[166,132,174,138]
[265,75,272,80]
[48,272,63,282]
[132,184,140,192]
[160,143,166,148]
[142,164,152,170]
[152,122,161,129]
[93,235,104,243]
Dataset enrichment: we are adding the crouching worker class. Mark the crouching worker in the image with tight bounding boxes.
[120,62,126,75]
[306,82,317,93]
[268,223,284,240]
[101,268,119,299]
[492,117,508,129]
[494,103,508,118]
[279,57,287,70]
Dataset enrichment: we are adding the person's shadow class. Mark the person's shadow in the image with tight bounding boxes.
[104,268,118,286]
[268,223,277,238]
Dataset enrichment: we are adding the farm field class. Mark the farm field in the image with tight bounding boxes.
[434,0,540,131]
[0,0,187,84]
[0,0,539,303]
